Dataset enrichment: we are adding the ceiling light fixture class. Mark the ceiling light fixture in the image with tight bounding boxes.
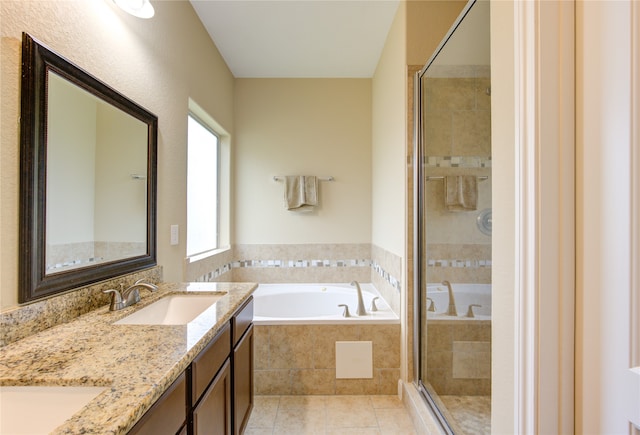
[112,0,154,19]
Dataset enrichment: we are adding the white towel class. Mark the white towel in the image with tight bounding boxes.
[284,176,318,211]
[444,175,478,211]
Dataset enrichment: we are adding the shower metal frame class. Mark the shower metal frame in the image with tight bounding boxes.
[412,1,479,433]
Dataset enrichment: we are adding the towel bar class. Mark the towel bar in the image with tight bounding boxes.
[273,176,334,181]
[426,176,488,182]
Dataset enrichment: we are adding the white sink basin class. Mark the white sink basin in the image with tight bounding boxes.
[114,294,224,325]
[0,385,106,434]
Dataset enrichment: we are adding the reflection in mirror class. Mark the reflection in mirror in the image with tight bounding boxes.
[20,33,157,303]
[46,72,148,273]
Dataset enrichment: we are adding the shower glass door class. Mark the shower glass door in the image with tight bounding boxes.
[414,1,491,433]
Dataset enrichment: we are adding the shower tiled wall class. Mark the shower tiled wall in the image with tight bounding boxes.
[426,320,491,396]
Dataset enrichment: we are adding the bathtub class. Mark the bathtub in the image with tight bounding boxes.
[426,283,491,320]
[253,283,400,325]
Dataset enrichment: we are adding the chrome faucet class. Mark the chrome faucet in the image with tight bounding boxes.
[442,280,458,316]
[350,281,367,316]
[103,279,158,311]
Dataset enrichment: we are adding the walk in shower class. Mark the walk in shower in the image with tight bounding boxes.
[413,1,491,433]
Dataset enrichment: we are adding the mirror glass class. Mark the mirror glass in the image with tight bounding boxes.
[20,33,157,303]
[46,72,148,273]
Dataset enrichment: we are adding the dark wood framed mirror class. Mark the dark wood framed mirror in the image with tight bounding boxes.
[19,33,157,303]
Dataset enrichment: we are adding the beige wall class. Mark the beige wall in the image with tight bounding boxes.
[0,0,234,309]
[371,2,407,259]
[406,0,467,67]
[233,79,372,244]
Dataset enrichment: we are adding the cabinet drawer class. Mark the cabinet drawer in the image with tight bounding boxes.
[192,323,231,404]
[232,297,253,346]
[193,359,231,435]
[128,373,186,435]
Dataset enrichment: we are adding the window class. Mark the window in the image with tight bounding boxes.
[187,113,219,257]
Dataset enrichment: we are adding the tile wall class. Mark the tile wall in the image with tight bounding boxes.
[425,319,491,396]
[254,324,401,396]
[190,243,402,316]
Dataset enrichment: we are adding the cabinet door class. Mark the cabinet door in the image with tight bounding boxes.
[128,373,186,435]
[233,324,253,435]
[193,359,231,435]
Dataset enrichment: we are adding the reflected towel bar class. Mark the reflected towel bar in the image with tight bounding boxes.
[273,176,334,181]
[426,176,488,182]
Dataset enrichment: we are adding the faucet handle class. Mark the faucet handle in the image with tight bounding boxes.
[134,279,158,291]
[426,297,436,312]
[103,289,125,311]
[465,304,482,318]
[338,304,351,318]
[370,297,379,312]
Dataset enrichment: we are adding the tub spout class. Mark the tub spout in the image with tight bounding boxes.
[350,281,367,316]
[442,280,457,316]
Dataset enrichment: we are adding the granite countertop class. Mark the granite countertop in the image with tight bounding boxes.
[0,281,257,434]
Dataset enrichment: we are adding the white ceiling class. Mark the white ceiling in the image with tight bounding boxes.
[189,0,400,78]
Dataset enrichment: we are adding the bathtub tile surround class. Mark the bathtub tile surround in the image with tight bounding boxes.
[245,394,417,434]
[190,243,403,316]
[254,324,401,396]
[0,266,162,347]
[371,244,402,316]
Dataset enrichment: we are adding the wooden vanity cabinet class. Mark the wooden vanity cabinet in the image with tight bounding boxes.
[129,296,254,435]
[128,372,187,435]
[231,299,254,435]
[232,324,253,435]
[193,359,232,435]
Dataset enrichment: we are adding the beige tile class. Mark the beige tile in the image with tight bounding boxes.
[270,325,314,369]
[273,428,325,435]
[326,429,381,435]
[375,408,418,434]
[336,377,378,395]
[313,325,360,369]
[274,405,326,430]
[291,369,336,395]
[247,396,280,428]
[253,325,270,370]
[326,396,377,428]
[254,370,291,395]
[452,109,491,156]
[360,324,400,368]
[243,428,273,435]
[278,395,327,409]
[370,395,404,409]
[376,369,400,395]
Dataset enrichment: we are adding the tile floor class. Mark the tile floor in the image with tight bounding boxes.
[439,396,490,435]
[245,395,418,434]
